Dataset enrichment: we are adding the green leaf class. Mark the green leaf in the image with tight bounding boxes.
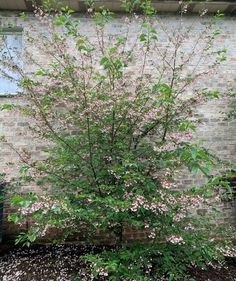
[199,166,210,176]
[139,33,147,42]
[160,83,171,95]
[8,213,21,224]
[19,166,29,174]
[76,39,85,45]
[21,200,32,208]
[11,195,23,206]
[0,103,13,111]
[28,233,37,242]
[35,69,47,76]
[19,12,28,21]
[191,148,198,160]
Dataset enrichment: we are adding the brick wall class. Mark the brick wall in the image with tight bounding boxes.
[0,12,236,239]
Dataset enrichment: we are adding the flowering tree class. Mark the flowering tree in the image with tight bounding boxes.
[1,1,236,280]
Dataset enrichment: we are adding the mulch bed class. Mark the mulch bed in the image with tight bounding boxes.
[0,243,92,281]
[0,243,235,281]
[190,258,236,281]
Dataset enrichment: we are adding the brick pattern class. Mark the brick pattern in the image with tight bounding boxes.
[0,13,236,240]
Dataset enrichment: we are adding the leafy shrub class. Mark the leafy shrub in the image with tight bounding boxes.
[1,1,235,280]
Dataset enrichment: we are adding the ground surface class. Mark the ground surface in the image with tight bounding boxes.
[0,244,235,281]
[191,259,236,281]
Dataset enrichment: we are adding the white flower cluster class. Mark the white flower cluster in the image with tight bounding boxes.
[108,169,121,180]
[20,200,52,215]
[160,179,177,189]
[166,235,185,245]
[130,195,169,214]
[184,223,195,231]
[217,246,236,257]
[173,194,205,222]
[148,231,156,239]
[91,263,108,277]
[20,197,70,217]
